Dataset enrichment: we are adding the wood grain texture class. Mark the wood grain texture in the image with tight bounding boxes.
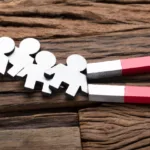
[0,127,81,150]
[0,1,150,149]
[79,104,150,150]
[0,112,82,150]
[0,31,150,111]
[0,0,150,39]
[0,112,78,129]
[0,0,149,111]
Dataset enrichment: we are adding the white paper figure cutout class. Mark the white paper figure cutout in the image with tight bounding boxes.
[17,51,56,94]
[8,38,40,77]
[45,54,88,97]
[0,37,15,74]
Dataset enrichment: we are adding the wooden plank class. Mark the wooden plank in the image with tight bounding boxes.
[0,0,149,149]
[0,30,150,112]
[0,0,149,112]
[0,127,81,150]
[0,0,150,39]
[79,104,150,150]
[0,112,82,150]
[0,91,91,112]
[0,112,78,129]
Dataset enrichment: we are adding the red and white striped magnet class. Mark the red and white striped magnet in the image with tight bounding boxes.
[87,56,150,80]
[88,84,150,104]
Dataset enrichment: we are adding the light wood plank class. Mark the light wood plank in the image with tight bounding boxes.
[0,127,82,150]
[79,104,150,150]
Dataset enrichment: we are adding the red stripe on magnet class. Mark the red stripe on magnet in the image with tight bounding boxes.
[124,86,150,104]
[121,56,150,75]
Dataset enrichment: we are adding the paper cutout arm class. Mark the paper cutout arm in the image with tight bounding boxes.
[17,66,30,77]
[45,65,61,78]
[81,78,88,94]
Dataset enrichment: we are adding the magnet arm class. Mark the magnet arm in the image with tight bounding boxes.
[121,56,150,75]
[87,56,150,80]
[124,86,150,104]
[88,84,150,104]
[44,67,57,78]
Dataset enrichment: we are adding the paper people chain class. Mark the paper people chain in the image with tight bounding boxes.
[0,36,87,97]
[0,36,150,104]
[45,54,88,97]
[8,38,40,77]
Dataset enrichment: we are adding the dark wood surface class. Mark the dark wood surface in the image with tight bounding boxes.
[0,0,150,149]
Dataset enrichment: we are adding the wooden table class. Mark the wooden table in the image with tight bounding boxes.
[0,0,150,149]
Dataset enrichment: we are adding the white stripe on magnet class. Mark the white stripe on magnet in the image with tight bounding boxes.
[87,60,122,80]
[88,84,125,103]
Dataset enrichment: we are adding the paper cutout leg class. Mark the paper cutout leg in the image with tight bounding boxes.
[24,77,36,89]
[66,84,79,96]
[42,82,52,94]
